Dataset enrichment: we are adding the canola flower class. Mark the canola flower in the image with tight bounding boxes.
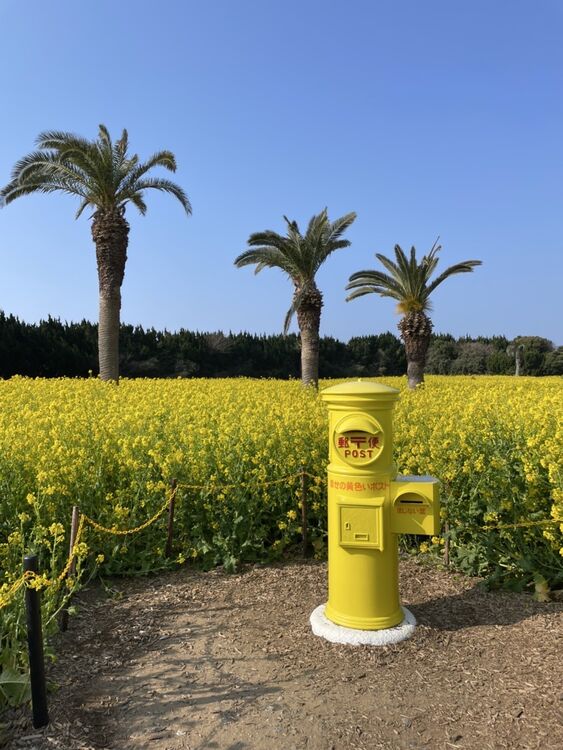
[0,375,561,707]
[0,375,561,575]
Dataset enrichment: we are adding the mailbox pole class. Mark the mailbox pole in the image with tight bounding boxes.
[310,380,440,646]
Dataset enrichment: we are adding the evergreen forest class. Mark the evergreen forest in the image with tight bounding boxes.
[0,311,561,379]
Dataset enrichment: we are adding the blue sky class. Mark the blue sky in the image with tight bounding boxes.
[1,0,561,344]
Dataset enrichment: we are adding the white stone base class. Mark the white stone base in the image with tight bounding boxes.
[310,604,416,646]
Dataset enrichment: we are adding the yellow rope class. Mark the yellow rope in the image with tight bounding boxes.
[0,474,559,613]
[56,514,86,582]
[0,574,27,609]
[81,487,175,536]
[176,471,305,492]
[302,471,326,482]
[0,489,176,609]
[481,518,559,532]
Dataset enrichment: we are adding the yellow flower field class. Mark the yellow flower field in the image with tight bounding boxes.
[0,375,561,704]
[0,376,561,577]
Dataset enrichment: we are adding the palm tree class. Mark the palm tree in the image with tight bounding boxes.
[507,340,525,376]
[234,209,356,387]
[0,125,191,381]
[346,240,481,388]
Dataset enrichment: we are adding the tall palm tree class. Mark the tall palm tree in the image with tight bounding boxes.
[234,209,356,387]
[346,240,481,388]
[0,124,191,381]
[507,340,525,376]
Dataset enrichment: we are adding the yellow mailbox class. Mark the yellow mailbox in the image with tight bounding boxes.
[317,380,440,635]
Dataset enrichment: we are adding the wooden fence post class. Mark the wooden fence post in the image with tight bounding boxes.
[60,505,80,632]
[301,468,308,558]
[166,479,177,558]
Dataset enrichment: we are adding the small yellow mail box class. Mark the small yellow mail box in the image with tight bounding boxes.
[391,476,440,536]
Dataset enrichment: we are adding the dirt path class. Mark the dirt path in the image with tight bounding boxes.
[2,558,562,750]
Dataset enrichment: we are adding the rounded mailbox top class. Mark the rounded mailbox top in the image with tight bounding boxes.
[320,380,400,404]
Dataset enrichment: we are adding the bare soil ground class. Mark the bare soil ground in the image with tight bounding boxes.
[2,557,562,750]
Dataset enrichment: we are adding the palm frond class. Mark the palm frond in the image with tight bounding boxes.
[9,152,89,192]
[311,238,352,276]
[304,210,356,274]
[393,245,411,281]
[420,238,441,280]
[348,240,481,313]
[115,151,180,202]
[234,247,296,277]
[246,230,289,251]
[127,178,191,214]
[116,129,129,157]
[282,218,304,271]
[269,223,307,277]
[346,268,405,300]
[1,181,79,203]
[346,285,399,302]
[409,245,418,278]
[97,124,113,152]
[374,252,402,282]
[237,229,302,279]
[75,197,93,219]
[426,260,482,295]
[128,192,148,215]
[325,211,357,243]
[0,180,35,204]
[283,285,307,335]
[283,215,301,236]
[2,126,191,219]
[306,208,327,238]
[1,171,89,204]
[35,130,91,151]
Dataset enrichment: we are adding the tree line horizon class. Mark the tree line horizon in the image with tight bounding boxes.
[1,310,560,380]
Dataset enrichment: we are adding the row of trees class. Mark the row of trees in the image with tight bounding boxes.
[1,124,484,388]
[235,215,481,388]
[1,311,560,379]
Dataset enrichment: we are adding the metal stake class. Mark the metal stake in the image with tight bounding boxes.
[24,554,49,728]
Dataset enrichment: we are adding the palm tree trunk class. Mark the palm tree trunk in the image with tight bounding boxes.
[98,290,121,381]
[406,359,426,389]
[398,311,433,389]
[91,208,129,382]
[300,323,320,387]
[296,285,323,388]
[515,345,524,376]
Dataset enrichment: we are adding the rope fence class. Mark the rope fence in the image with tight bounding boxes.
[0,469,560,731]
[0,470,560,612]
[0,472,306,610]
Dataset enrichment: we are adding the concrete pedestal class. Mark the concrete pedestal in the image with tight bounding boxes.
[310,604,416,646]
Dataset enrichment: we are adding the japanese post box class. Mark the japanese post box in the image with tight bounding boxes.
[320,380,440,631]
